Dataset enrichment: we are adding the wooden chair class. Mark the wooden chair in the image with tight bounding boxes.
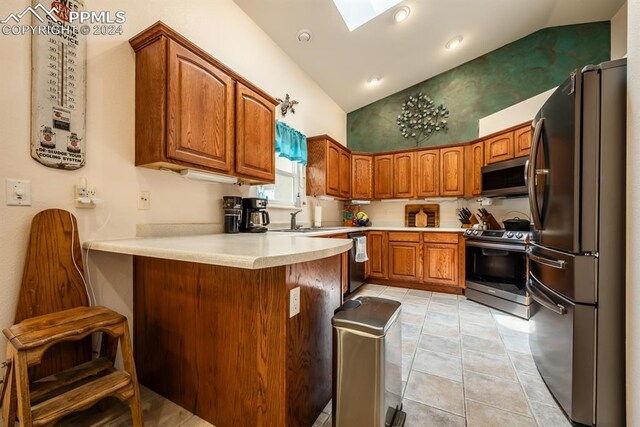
[0,210,143,426]
[2,307,143,426]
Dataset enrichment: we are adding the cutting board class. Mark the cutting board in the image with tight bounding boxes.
[415,209,428,227]
[15,209,92,380]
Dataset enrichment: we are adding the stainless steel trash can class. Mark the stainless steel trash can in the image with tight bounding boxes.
[332,297,406,427]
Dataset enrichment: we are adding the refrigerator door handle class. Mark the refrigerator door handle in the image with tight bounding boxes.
[528,118,545,230]
[527,249,567,270]
[527,275,567,315]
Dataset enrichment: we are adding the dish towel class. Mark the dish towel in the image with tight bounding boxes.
[355,236,368,263]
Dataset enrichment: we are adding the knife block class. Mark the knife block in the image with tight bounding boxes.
[461,214,479,229]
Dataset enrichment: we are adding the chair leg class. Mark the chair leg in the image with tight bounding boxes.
[2,346,17,427]
[13,351,32,426]
[119,321,143,426]
[100,332,119,365]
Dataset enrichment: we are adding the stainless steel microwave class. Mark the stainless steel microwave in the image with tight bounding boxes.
[481,157,528,197]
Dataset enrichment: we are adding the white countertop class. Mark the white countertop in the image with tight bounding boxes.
[85,226,462,270]
[85,233,353,270]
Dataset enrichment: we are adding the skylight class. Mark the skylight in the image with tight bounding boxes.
[331,0,404,31]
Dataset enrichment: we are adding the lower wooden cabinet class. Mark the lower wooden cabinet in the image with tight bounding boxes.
[388,242,421,282]
[367,231,388,279]
[423,243,459,287]
[363,231,464,293]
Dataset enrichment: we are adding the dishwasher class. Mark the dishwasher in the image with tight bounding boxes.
[347,232,367,294]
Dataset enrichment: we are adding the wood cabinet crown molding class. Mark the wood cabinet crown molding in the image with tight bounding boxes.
[129,21,276,104]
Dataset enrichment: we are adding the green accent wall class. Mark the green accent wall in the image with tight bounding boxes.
[347,22,611,152]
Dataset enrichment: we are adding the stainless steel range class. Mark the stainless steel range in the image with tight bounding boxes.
[463,229,532,319]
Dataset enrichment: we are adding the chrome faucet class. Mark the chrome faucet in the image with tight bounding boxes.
[290,210,303,230]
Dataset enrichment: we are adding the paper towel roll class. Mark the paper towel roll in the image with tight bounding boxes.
[314,205,322,227]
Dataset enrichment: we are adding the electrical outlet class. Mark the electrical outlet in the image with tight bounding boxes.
[6,179,31,206]
[138,191,150,210]
[290,287,301,318]
[75,184,96,208]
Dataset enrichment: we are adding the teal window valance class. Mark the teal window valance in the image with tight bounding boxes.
[275,121,307,165]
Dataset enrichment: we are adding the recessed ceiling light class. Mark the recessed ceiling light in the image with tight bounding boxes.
[367,75,382,85]
[445,36,463,50]
[297,29,313,42]
[393,6,411,23]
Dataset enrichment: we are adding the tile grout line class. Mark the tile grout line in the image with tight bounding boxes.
[492,308,541,426]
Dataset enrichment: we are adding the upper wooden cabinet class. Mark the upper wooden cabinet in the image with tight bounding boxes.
[393,152,415,198]
[166,40,235,172]
[440,147,465,196]
[465,142,483,197]
[484,132,515,165]
[415,150,439,198]
[374,155,394,199]
[351,154,373,200]
[339,150,351,199]
[306,135,351,199]
[514,125,532,158]
[235,83,276,181]
[129,22,277,184]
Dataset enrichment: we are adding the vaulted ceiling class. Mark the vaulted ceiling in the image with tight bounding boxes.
[233,0,625,112]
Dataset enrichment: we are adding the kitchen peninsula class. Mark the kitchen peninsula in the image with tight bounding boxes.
[87,233,352,427]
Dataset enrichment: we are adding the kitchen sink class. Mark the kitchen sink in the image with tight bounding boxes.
[272,227,345,233]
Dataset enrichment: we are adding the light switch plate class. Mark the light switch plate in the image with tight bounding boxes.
[6,179,31,206]
[290,287,300,318]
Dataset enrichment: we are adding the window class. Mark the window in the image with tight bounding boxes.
[259,156,304,207]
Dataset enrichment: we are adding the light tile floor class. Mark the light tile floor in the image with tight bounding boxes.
[4,284,571,427]
[317,283,572,427]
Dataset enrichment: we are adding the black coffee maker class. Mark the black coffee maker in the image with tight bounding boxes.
[240,198,270,233]
[222,196,242,234]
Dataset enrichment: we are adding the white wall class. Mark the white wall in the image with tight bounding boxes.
[612,2,628,59]
[627,0,639,423]
[479,89,555,137]
[0,0,346,359]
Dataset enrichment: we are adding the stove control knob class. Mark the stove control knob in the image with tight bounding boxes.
[473,230,479,236]
[506,232,514,238]
[465,229,471,235]
[516,232,523,239]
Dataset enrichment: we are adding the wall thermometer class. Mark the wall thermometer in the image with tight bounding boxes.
[31,0,86,170]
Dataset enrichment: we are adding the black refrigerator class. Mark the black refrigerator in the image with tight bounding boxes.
[526,59,626,426]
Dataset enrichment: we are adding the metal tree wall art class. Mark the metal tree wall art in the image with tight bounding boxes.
[396,92,449,146]
[276,93,299,116]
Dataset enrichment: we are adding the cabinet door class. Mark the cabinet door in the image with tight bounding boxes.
[325,143,341,197]
[514,126,532,158]
[416,150,439,198]
[423,243,458,287]
[167,41,234,172]
[388,242,421,282]
[339,149,351,199]
[484,132,514,164]
[367,231,388,279]
[466,141,483,197]
[235,83,276,182]
[393,152,415,198]
[373,155,394,199]
[351,154,373,200]
[440,147,465,196]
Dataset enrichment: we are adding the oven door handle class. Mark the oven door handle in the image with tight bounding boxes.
[465,240,525,252]
[526,276,567,315]
[527,249,566,269]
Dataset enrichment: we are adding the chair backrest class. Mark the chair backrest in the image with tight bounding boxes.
[15,209,92,379]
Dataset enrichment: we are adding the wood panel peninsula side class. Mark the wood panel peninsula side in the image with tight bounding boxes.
[86,233,352,426]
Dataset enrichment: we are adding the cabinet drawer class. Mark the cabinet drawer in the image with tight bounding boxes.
[388,232,421,242]
[423,233,459,244]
